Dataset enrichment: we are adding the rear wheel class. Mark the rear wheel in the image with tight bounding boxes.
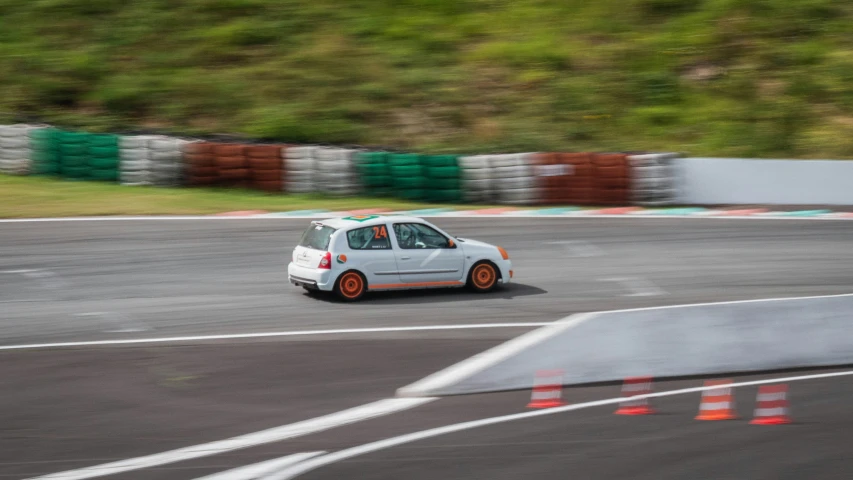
[467,261,499,293]
[335,271,367,301]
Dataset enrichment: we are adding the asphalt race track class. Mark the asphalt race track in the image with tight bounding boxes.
[2,217,853,479]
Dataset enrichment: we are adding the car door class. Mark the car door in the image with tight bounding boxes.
[391,222,465,285]
[343,223,400,287]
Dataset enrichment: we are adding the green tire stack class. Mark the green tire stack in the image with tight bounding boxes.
[388,153,427,201]
[58,131,91,180]
[424,155,462,203]
[87,134,120,182]
[355,152,393,197]
[29,128,61,176]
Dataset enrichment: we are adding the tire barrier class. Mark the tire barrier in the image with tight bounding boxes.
[148,137,188,187]
[29,128,61,176]
[0,124,41,175]
[355,151,392,197]
[423,155,463,203]
[213,143,250,188]
[314,147,361,196]
[57,131,91,180]
[118,135,158,186]
[593,153,630,205]
[245,144,285,192]
[284,146,316,193]
[491,153,539,205]
[87,134,120,183]
[183,141,218,186]
[534,153,593,205]
[1,124,684,206]
[389,153,427,201]
[459,155,495,203]
[628,153,679,206]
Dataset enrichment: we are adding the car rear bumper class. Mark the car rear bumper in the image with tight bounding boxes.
[288,262,335,291]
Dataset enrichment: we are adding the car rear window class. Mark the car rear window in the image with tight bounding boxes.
[299,223,336,251]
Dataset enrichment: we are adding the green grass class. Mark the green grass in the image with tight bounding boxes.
[0,174,499,218]
[2,0,853,157]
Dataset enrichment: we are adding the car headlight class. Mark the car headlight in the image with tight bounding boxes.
[497,246,509,260]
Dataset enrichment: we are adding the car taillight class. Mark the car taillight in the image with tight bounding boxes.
[318,251,332,269]
[497,246,509,260]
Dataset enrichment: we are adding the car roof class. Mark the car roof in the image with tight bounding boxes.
[314,215,430,230]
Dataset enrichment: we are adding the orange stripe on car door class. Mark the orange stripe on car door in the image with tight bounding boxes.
[369,281,464,290]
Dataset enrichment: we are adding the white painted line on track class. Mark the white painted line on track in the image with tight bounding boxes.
[397,292,853,397]
[194,451,326,480]
[273,370,853,479]
[0,323,551,351]
[28,398,433,480]
[397,314,597,398]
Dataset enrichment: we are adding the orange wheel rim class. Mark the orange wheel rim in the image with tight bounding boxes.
[472,264,496,289]
[340,273,364,298]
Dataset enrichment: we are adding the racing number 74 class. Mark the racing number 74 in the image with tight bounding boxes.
[373,225,388,239]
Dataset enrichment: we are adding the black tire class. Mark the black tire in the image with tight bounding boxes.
[334,270,367,301]
[467,261,500,293]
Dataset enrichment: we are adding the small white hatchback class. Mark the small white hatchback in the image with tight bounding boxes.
[288,214,512,301]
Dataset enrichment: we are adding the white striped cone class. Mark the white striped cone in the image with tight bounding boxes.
[696,379,738,420]
[527,370,566,409]
[615,377,655,415]
[750,384,791,425]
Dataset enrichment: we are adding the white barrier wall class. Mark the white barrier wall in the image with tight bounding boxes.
[676,158,853,205]
[398,294,853,397]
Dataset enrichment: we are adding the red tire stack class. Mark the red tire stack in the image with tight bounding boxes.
[184,142,218,186]
[533,153,565,205]
[245,145,285,193]
[214,144,250,188]
[593,153,630,205]
[533,153,596,205]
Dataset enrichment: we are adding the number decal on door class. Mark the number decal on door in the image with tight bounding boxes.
[373,226,388,239]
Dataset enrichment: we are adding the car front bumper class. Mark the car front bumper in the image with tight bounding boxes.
[287,262,335,291]
[497,259,512,284]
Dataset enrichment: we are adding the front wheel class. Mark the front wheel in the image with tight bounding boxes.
[335,271,367,301]
[467,261,499,293]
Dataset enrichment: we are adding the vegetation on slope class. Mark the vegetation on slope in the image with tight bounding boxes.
[2,0,853,157]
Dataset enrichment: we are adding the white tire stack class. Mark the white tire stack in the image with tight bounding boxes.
[0,124,39,175]
[459,155,495,203]
[283,146,316,193]
[118,135,158,186]
[147,137,189,186]
[313,147,361,196]
[628,153,680,205]
[491,153,539,205]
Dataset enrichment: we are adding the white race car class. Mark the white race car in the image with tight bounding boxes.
[288,214,512,301]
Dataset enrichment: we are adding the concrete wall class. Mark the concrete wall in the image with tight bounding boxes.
[398,294,853,397]
[676,158,853,205]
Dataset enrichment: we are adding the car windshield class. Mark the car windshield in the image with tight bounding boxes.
[298,223,336,251]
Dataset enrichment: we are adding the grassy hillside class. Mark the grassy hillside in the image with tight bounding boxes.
[2,0,853,157]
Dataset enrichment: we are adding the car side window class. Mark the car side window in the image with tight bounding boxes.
[347,225,391,250]
[393,223,450,249]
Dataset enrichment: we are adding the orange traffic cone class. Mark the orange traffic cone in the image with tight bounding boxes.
[527,370,566,408]
[614,376,656,415]
[695,379,738,420]
[750,384,792,425]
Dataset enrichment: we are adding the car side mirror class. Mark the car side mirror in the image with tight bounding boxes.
[447,239,456,248]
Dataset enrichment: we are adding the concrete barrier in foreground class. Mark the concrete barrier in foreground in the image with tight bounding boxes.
[397,294,853,397]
